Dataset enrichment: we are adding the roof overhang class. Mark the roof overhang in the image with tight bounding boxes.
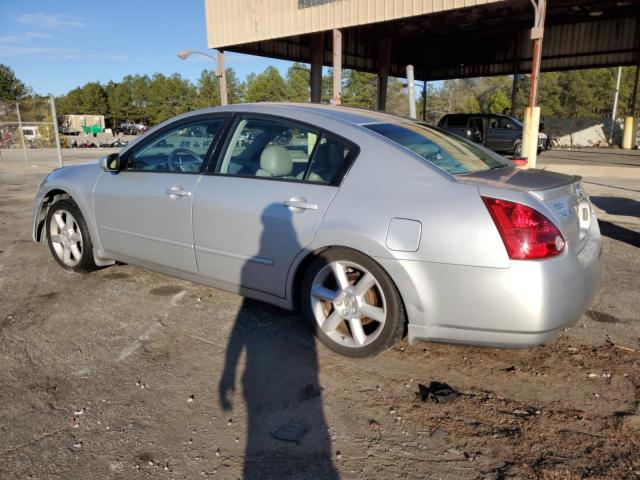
[205,0,640,80]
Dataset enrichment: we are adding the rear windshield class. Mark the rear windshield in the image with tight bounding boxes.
[364,122,506,175]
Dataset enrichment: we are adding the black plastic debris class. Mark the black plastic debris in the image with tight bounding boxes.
[271,421,309,444]
[416,381,459,403]
[300,383,323,402]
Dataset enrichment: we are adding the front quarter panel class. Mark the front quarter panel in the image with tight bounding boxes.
[33,162,104,252]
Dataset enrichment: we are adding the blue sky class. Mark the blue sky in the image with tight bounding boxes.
[0,0,295,96]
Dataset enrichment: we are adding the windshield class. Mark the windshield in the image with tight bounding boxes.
[364,122,506,175]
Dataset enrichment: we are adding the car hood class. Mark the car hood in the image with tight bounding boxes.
[456,166,578,192]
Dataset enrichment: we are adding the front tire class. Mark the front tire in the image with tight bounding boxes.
[45,198,98,273]
[301,248,405,357]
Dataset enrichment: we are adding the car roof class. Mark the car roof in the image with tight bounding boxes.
[442,113,509,118]
[178,102,415,128]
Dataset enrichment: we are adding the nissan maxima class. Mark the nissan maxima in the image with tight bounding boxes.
[33,104,602,357]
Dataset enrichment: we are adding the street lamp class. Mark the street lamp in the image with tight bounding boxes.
[177,49,228,106]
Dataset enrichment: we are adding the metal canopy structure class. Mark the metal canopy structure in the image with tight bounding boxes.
[205,0,640,82]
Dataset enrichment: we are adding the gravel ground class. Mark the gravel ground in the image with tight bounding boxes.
[0,149,639,479]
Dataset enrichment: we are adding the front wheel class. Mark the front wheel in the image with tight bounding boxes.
[45,198,98,273]
[301,248,405,357]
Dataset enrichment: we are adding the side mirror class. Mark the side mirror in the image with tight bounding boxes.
[100,153,121,172]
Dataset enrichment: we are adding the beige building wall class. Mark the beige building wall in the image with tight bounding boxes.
[205,0,504,49]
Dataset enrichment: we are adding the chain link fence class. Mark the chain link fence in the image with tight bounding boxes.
[0,96,63,166]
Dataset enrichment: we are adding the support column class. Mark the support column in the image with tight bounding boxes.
[406,65,416,119]
[332,29,342,105]
[217,50,228,106]
[623,64,640,150]
[521,0,546,168]
[376,37,391,111]
[510,32,521,114]
[310,32,324,103]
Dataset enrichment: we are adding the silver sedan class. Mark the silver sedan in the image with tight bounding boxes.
[33,104,602,357]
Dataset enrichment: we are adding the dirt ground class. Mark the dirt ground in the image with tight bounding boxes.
[0,149,639,479]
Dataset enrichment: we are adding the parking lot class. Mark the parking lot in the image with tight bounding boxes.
[0,148,639,479]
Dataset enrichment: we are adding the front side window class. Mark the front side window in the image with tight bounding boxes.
[365,122,506,175]
[217,116,351,184]
[489,117,515,130]
[126,118,224,173]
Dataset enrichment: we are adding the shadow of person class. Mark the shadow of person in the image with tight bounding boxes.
[218,203,338,479]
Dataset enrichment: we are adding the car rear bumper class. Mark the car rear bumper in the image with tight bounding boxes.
[378,223,602,348]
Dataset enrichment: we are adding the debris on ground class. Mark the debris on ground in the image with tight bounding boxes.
[300,383,323,401]
[416,381,459,403]
[271,421,309,444]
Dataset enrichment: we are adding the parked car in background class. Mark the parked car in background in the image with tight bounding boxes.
[438,113,548,157]
[33,104,601,357]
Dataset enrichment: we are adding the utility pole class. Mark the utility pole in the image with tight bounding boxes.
[15,102,28,163]
[609,66,622,145]
[406,65,416,119]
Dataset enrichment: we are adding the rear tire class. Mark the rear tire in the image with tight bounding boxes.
[513,140,523,157]
[301,248,405,357]
[45,198,98,273]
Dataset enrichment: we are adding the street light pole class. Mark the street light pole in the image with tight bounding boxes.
[177,49,228,106]
[217,50,228,106]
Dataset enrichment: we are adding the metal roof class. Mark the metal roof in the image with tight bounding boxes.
[205,0,504,51]
[205,0,640,80]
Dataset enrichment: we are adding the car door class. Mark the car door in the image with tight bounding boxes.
[486,116,518,152]
[192,114,356,298]
[467,117,485,145]
[485,117,503,151]
[94,115,227,273]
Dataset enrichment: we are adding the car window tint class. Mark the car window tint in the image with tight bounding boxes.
[218,117,320,180]
[127,118,223,173]
[365,122,505,175]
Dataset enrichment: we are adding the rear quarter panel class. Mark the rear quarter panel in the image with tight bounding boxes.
[308,127,510,269]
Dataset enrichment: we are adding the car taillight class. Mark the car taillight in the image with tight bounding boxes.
[482,196,565,260]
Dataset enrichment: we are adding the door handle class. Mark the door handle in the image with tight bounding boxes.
[166,186,191,198]
[285,197,318,211]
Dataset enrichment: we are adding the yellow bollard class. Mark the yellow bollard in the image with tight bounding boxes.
[622,117,636,150]
[521,107,541,168]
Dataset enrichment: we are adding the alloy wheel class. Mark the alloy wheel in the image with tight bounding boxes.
[49,209,83,267]
[310,260,387,348]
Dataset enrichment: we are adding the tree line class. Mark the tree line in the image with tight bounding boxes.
[1,63,637,129]
[420,67,638,123]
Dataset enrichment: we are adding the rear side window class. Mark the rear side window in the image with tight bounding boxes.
[364,122,505,175]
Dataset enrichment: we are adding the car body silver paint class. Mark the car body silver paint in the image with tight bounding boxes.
[33,103,603,348]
